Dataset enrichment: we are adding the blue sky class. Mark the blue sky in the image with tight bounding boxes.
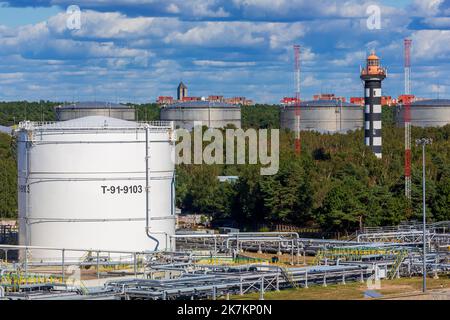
[0,0,449,103]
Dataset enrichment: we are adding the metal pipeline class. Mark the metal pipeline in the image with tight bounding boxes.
[148,231,170,250]
[145,125,159,251]
[225,236,295,250]
[226,236,284,249]
[170,234,225,239]
[172,232,299,240]
[229,232,300,240]
[229,232,301,248]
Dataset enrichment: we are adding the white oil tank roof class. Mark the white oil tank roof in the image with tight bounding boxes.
[299,100,359,107]
[281,100,360,108]
[63,115,135,126]
[411,99,450,107]
[56,101,132,110]
[19,116,172,130]
[166,101,239,109]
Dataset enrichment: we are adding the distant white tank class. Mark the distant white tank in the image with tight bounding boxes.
[16,116,175,260]
[280,100,363,133]
[160,101,241,130]
[395,99,450,127]
[55,101,136,121]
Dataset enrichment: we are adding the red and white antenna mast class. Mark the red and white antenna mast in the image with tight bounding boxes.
[294,45,301,155]
[404,38,412,200]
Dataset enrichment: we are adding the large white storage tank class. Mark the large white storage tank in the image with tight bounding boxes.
[16,116,175,260]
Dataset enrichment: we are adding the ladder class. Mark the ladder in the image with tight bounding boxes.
[280,266,298,288]
[313,249,323,265]
[78,280,89,295]
[388,250,407,279]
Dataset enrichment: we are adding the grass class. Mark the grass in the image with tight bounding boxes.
[238,251,316,265]
[232,276,450,300]
[235,282,363,300]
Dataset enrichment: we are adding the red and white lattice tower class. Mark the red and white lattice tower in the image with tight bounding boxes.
[404,39,412,200]
[294,45,301,155]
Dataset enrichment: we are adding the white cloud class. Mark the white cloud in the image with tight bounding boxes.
[267,22,306,49]
[411,0,444,17]
[420,17,450,28]
[164,21,307,48]
[330,51,365,67]
[0,72,24,84]
[46,10,180,40]
[411,30,450,60]
[193,60,256,67]
[165,22,265,47]
[429,83,446,93]
[0,18,153,66]
[166,4,180,14]
[1,1,450,102]
[302,74,320,87]
[230,0,400,20]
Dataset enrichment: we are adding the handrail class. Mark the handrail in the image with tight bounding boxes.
[0,244,151,255]
[17,120,173,130]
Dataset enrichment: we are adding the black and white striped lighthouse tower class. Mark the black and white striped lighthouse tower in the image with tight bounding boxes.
[360,50,386,159]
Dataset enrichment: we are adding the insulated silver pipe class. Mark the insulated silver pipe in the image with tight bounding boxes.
[145,125,160,251]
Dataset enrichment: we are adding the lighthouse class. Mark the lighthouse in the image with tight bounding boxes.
[360,50,386,159]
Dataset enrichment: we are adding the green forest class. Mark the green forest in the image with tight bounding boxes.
[177,105,450,231]
[0,101,58,126]
[0,102,449,232]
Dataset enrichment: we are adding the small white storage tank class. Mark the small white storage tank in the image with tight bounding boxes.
[16,116,175,260]
[395,99,450,127]
[160,101,241,130]
[55,101,136,121]
[280,100,363,133]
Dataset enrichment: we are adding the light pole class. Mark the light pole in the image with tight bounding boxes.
[415,137,432,293]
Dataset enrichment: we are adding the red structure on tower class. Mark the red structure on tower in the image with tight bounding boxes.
[293,45,301,155]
